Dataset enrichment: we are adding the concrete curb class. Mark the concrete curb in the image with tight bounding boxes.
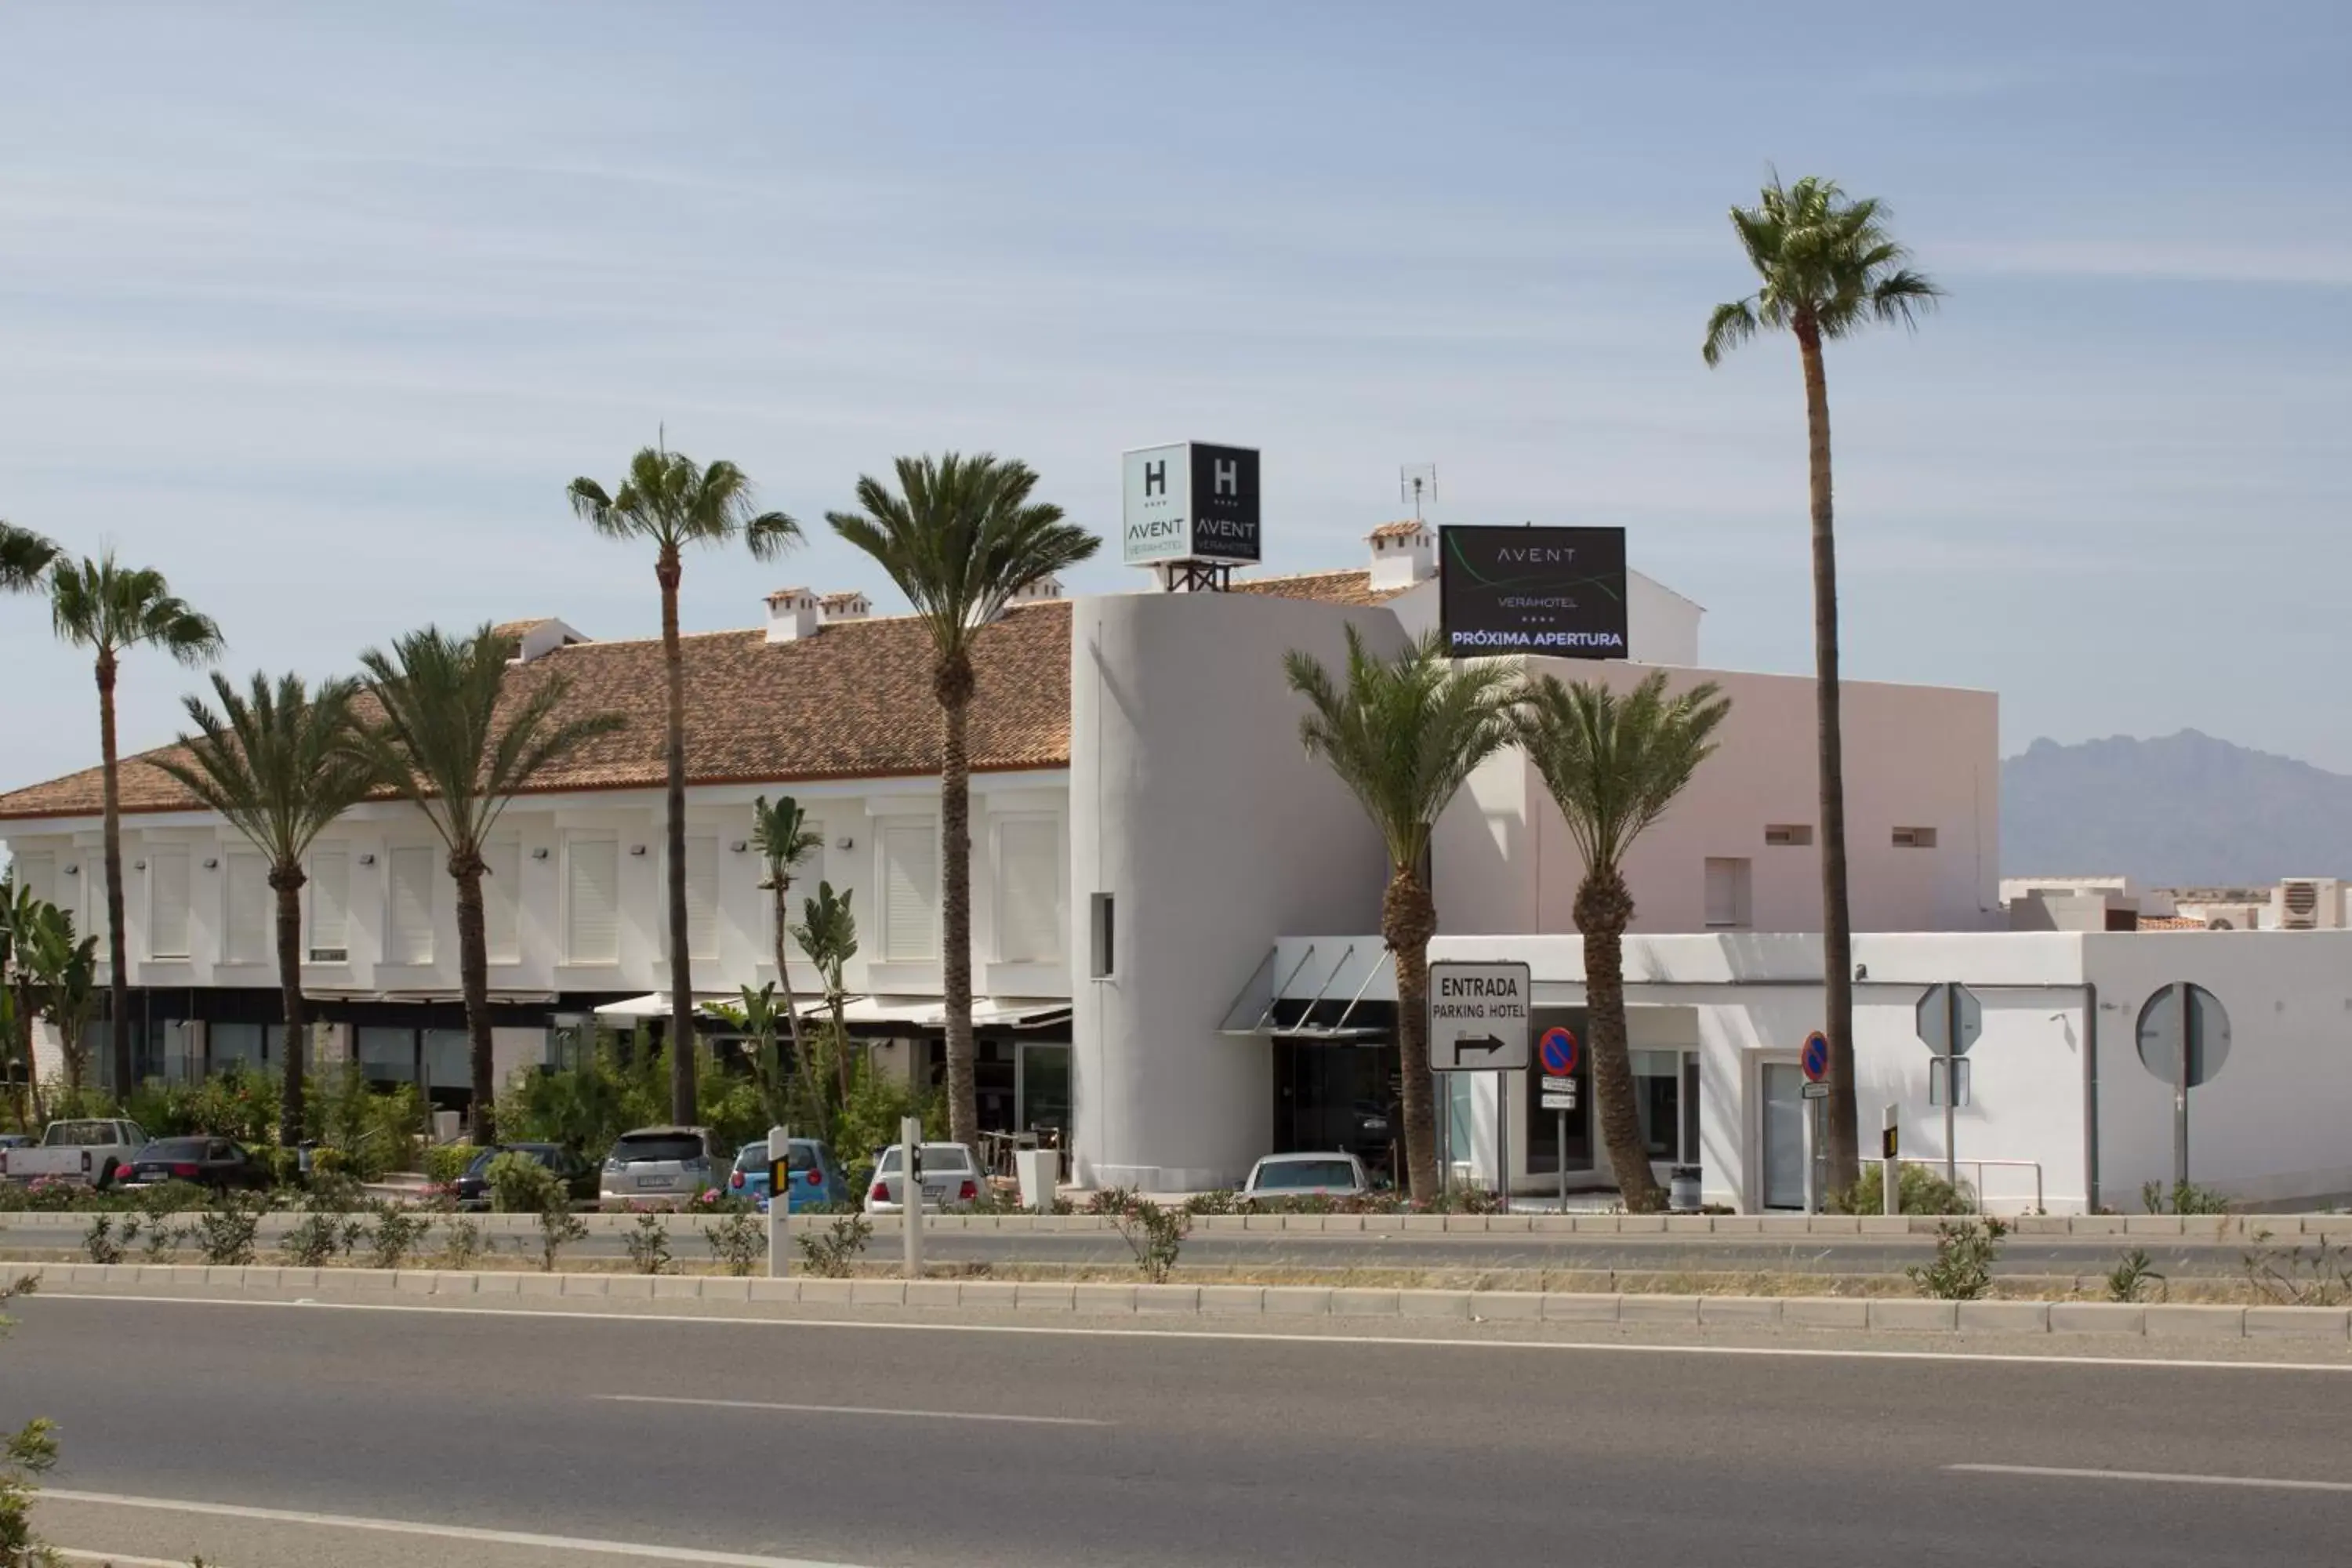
[23,1262,2352,1341]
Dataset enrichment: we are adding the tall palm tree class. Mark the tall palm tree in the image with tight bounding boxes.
[49,553,225,1094]
[1703,173,1940,1192]
[1515,672,1730,1212]
[827,454,1098,1148]
[150,672,379,1146]
[357,625,625,1141]
[1283,627,1519,1203]
[750,793,824,1080]
[0,522,59,593]
[791,880,858,1106]
[568,446,801,1127]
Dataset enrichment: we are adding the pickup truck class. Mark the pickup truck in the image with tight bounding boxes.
[0,1119,148,1188]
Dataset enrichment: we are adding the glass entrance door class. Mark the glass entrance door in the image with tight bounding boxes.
[1760,1062,1806,1210]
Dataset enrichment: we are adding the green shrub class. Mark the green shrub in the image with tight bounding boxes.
[2142,1179,2230,1216]
[485,1152,562,1214]
[281,1211,360,1268]
[1907,1216,2009,1299]
[2107,1248,2165,1303]
[422,1143,478,1186]
[137,1219,185,1264]
[436,1215,492,1269]
[82,1214,132,1265]
[194,1194,268,1267]
[703,1208,765,1276]
[796,1213,871,1277]
[363,1203,432,1271]
[535,1206,589,1272]
[623,1211,672,1275]
[1183,1190,1240,1216]
[1105,1196,1190,1283]
[1831,1163,1975,1216]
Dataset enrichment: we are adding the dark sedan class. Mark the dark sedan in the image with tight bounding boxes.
[449,1143,597,1210]
[122,1136,269,1192]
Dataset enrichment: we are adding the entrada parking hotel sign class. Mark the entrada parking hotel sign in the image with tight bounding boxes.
[1121,441,1262,566]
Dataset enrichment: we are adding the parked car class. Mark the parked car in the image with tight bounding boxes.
[862,1142,983,1214]
[1238,1151,1373,1207]
[728,1138,848,1213]
[120,1135,270,1192]
[0,1134,34,1151]
[599,1126,727,1208]
[0,1119,147,1188]
[450,1142,597,1210]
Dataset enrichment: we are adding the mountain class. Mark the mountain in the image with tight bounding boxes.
[2002,731,2352,886]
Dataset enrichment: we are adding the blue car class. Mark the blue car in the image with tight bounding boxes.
[728,1138,848,1212]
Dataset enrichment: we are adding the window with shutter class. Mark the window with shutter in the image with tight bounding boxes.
[387,846,436,964]
[307,846,350,961]
[148,848,191,959]
[564,835,619,964]
[11,854,54,910]
[682,835,719,960]
[880,822,938,963]
[993,818,1062,963]
[225,854,270,964]
[82,862,110,951]
[1703,857,1751,930]
[482,840,521,964]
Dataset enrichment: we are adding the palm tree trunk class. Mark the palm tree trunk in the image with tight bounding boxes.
[939,680,977,1149]
[772,879,807,1088]
[270,868,307,1149]
[659,554,697,1127]
[1577,871,1661,1211]
[830,993,853,1105]
[454,855,495,1143]
[1798,317,1860,1193]
[96,653,132,1099]
[1385,867,1441,1204]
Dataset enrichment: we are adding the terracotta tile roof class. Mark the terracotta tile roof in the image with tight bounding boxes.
[488,617,556,639]
[819,592,869,612]
[1367,520,1428,540]
[0,603,1075,822]
[2135,915,2209,931]
[1229,568,1414,609]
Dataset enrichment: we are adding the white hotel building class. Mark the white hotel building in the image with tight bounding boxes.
[5,520,2346,1210]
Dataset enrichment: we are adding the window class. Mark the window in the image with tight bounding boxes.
[1089,892,1116,978]
[1892,826,1939,849]
[223,853,270,964]
[879,822,938,963]
[1703,857,1751,929]
[681,834,719,960]
[564,834,620,964]
[147,847,191,960]
[82,863,110,951]
[993,817,1062,964]
[307,845,350,962]
[387,846,436,965]
[481,840,520,964]
[1763,824,1814,848]
[11,853,54,909]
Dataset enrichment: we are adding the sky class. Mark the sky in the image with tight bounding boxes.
[2,1,2347,791]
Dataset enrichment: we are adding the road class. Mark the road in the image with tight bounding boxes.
[9,1294,2352,1566]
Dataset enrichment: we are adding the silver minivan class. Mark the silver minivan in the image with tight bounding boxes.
[600,1126,725,1208]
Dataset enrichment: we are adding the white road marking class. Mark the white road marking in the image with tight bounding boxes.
[38,1489,870,1566]
[1948,1463,2352,1494]
[597,1392,1105,1425]
[55,1551,187,1566]
[36,1292,2352,1374]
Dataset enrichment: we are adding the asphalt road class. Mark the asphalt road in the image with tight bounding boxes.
[9,1295,2352,1566]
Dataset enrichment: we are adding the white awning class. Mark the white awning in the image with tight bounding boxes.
[829,997,1070,1029]
[839,996,947,1027]
[972,1000,1073,1029]
[592,992,744,1021]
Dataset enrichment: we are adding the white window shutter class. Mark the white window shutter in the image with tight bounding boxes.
[880,822,938,963]
[307,847,350,960]
[226,854,270,964]
[387,846,436,964]
[683,835,719,960]
[84,862,111,949]
[993,818,1062,964]
[565,837,619,964]
[482,840,521,964]
[12,854,54,909]
[148,848,191,959]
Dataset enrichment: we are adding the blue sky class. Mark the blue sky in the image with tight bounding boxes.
[2,0,2347,788]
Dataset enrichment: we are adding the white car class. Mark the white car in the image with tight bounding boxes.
[1239,1151,1372,1207]
[863,1142,982,1214]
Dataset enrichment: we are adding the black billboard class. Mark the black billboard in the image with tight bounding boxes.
[1185,443,1261,564]
[1438,525,1628,659]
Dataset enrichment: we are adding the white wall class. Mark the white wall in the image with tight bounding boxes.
[1070,590,1399,1191]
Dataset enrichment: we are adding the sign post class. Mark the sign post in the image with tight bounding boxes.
[1428,961,1532,1208]
[1538,1026,1581,1211]
[1915,982,1983,1189]
[2133,982,2232,1190]
[900,1113,924,1281]
[1799,1033,1829,1214]
[765,1122,791,1279]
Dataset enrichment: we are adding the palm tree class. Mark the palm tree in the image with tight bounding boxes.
[49,553,225,1094]
[0,522,58,593]
[791,880,859,1107]
[750,794,824,1080]
[357,625,625,1141]
[149,673,379,1146]
[568,446,801,1127]
[0,878,53,1124]
[1515,672,1730,1211]
[1283,627,1519,1203]
[827,454,1098,1148]
[706,983,793,1131]
[1703,173,1940,1192]
[19,906,97,1098]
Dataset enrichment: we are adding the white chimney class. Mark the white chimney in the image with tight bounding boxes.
[1367,520,1436,590]
[764,587,820,643]
[1010,575,1065,607]
[499,618,589,663]
[818,590,872,626]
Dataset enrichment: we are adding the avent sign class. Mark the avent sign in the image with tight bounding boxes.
[1121,442,1263,567]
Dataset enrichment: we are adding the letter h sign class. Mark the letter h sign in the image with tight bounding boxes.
[1144,459,1167,498]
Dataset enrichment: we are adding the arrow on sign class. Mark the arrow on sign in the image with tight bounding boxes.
[1453,1035,1508,1060]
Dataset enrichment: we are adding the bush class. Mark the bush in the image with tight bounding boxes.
[437,1215,492,1269]
[304,1068,423,1181]
[82,1214,132,1265]
[1907,1217,2009,1299]
[1831,1164,1975,1217]
[1183,1190,1240,1216]
[364,1203,432,1270]
[137,1219,185,1264]
[796,1213,871,1278]
[2107,1248,2166,1303]
[193,1193,269,1266]
[624,1210,672,1275]
[281,1210,361,1268]
[2143,1179,2230,1216]
[422,1143,478,1186]
[485,1152,563,1215]
[833,1057,946,1174]
[1105,1195,1190,1283]
[535,1206,589,1272]
[495,1029,769,1163]
[704,1208,765,1276]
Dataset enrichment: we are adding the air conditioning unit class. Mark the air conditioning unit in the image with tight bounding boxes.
[2274,878,2344,931]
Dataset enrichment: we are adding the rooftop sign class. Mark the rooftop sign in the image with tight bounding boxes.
[1121,442,1261,567]
[1438,524,1628,659]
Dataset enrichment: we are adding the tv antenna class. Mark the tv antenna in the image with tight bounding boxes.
[1399,463,1438,521]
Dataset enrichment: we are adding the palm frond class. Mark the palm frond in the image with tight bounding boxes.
[1708,173,1939,347]
[150,671,375,869]
[46,550,224,665]
[572,447,802,563]
[0,522,60,593]
[1513,672,1731,880]
[1701,298,1759,367]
